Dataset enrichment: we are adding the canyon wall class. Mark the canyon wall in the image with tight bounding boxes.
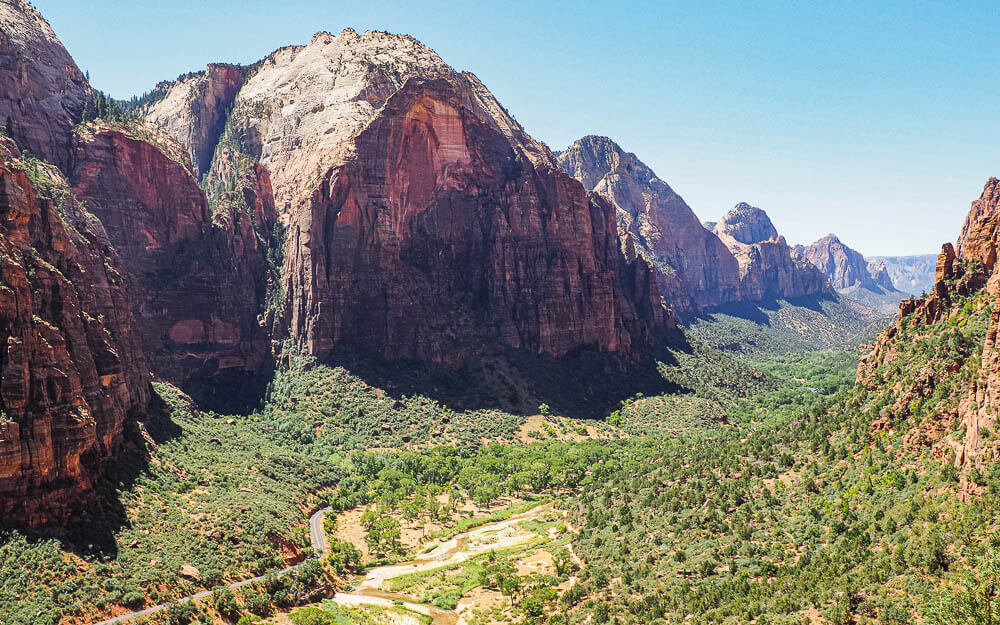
[0,139,149,524]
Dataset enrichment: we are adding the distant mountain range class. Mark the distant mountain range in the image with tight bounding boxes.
[866,254,938,296]
[558,135,910,318]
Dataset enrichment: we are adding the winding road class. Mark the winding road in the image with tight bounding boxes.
[92,501,558,625]
[93,507,332,625]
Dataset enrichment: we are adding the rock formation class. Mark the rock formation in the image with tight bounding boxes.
[0,0,91,171]
[559,139,843,315]
[798,233,906,314]
[148,30,671,366]
[143,63,248,178]
[0,137,149,525]
[557,136,741,317]
[278,75,668,362]
[859,178,1000,500]
[956,177,1000,271]
[714,202,779,246]
[798,234,880,291]
[954,179,1000,497]
[69,122,277,412]
[713,203,832,301]
[866,260,896,291]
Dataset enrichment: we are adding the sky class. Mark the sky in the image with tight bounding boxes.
[32,0,1000,256]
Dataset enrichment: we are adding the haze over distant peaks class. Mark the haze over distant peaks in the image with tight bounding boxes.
[798,233,907,315]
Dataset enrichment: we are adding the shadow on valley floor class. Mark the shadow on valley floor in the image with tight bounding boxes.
[179,361,273,416]
[695,293,838,326]
[315,334,689,420]
[2,389,183,559]
[685,292,888,355]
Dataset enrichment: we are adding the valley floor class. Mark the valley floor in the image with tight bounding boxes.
[2,307,995,625]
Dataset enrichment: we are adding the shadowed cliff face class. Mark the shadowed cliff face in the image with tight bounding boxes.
[557,136,742,317]
[70,125,276,412]
[281,79,670,365]
[0,140,149,526]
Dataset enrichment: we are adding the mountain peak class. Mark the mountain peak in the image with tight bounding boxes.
[798,233,907,314]
[715,202,779,245]
[0,0,92,169]
[956,176,1000,270]
[557,135,744,314]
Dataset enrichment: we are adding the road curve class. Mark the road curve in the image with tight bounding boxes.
[92,507,332,625]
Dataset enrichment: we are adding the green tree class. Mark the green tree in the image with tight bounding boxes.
[212,586,241,621]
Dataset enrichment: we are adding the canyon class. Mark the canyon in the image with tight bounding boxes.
[1,4,996,625]
[0,0,946,532]
[558,136,853,319]
[0,3,673,522]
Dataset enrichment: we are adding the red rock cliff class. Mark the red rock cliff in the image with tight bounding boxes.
[144,63,248,178]
[70,124,276,411]
[557,136,742,317]
[799,234,883,291]
[0,140,148,525]
[713,203,832,300]
[280,79,669,363]
[956,177,1000,271]
[858,178,1000,501]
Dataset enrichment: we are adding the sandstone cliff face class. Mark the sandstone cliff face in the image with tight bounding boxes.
[226,30,458,218]
[956,177,1000,271]
[798,233,905,314]
[70,123,276,411]
[0,0,91,171]
[953,180,1000,498]
[858,178,1000,500]
[279,78,669,363]
[799,234,881,291]
[144,64,248,178]
[714,202,779,246]
[556,136,741,317]
[713,203,832,300]
[0,139,149,524]
[190,30,671,365]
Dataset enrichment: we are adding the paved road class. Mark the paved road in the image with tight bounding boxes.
[309,505,328,556]
[93,507,331,625]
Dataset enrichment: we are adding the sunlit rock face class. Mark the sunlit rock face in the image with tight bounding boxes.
[187,29,673,364]
[0,142,149,526]
[557,135,742,318]
[278,76,670,363]
[0,0,92,171]
[858,178,1000,501]
[144,63,249,178]
[713,203,832,301]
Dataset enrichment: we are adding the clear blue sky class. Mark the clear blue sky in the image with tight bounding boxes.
[33,0,1000,256]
